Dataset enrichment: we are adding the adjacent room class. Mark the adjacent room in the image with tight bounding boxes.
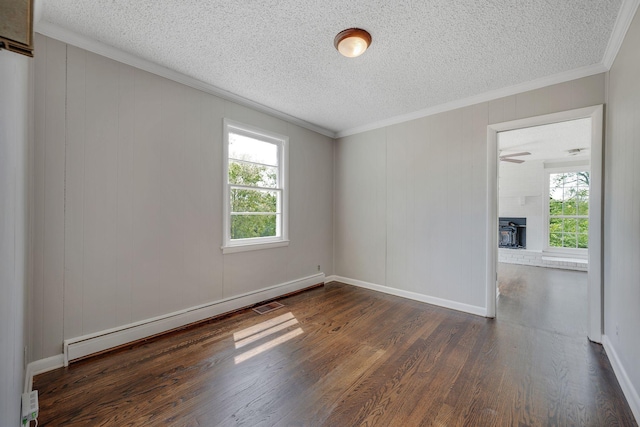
[497,119,593,336]
[2,0,640,425]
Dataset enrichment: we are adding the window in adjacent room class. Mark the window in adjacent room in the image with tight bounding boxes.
[222,119,288,253]
[546,170,589,251]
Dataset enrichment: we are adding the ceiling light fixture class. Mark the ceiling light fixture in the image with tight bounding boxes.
[334,28,371,58]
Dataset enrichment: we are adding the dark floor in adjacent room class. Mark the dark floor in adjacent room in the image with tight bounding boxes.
[497,262,588,338]
[34,269,637,426]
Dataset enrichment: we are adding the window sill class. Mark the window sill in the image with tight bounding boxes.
[222,240,290,254]
[542,248,588,260]
[541,255,588,265]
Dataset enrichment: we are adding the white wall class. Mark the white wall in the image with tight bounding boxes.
[605,6,640,417]
[30,35,334,361]
[499,160,544,251]
[335,74,604,312]
[0,49,30,426]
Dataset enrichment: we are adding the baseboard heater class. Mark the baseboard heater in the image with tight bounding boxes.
[63,273,324,366]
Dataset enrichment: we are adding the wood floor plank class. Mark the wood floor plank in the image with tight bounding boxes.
[33,268,638,426]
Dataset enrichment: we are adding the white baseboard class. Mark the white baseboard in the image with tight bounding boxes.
[62,273,324,366]
[329,275,487,317]
[24,354,65,393]
[324,274,339,283]
[602,335,640,423]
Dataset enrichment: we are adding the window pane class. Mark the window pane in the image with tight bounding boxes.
[549,199,563,215]
[231,188,278,213]
[229,161,277,188]
[565,176,578,200]
[550,233,562,247]
[229,133,278,166]
[231,214,278,239]
[577,194,589,215]
[578,219,589,233]
[578,233,589,249]
[549,174,565,201]
[564,218,577,233]
[563,200,576,215]
[578,171,590,187]
[562,232,577,248]
[550,218,562,233]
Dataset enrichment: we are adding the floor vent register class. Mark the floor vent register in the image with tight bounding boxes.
[252,301,284,315]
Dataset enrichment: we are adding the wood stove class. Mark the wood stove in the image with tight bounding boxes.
[499,217,526,248]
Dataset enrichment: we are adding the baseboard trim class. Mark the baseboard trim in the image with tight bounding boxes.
[602,335,640,423]
[324,274,339,284]
[62,273,324,366]
[24,354,65,393]
[329,275,487,317]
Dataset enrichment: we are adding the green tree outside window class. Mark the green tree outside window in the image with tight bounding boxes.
[549,171,589,249]
[227,130,282,241]
[229,161,279,239]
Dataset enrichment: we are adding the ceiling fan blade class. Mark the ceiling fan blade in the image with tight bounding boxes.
[500,158,525,164]
[501,151,531,158]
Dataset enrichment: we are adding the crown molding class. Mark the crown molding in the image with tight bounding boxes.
[336,63,607,138]
[36,0,637,142]
[34,20,337,139]
[602,0,640,69]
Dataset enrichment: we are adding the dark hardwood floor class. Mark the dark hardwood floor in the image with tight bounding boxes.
[34,274,637,426]
[497,262,589,337]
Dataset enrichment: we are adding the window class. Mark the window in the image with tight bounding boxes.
[222,119,288,253]
[546,170,589,250]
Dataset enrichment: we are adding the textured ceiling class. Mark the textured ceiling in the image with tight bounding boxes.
[498,118,592,163]
[40,0,622,135]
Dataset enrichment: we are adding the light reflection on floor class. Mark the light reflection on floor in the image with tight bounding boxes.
[233,311,304,364]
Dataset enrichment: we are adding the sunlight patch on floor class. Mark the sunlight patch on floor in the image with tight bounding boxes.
[233,311,303,364]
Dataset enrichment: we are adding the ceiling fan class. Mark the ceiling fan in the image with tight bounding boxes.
[499,151,531,164]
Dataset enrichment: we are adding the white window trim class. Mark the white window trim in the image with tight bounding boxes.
[222,118,289,254]
[543,164,590,258]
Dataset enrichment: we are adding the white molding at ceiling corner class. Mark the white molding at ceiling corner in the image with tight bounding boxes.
[335,63,608,138]
[602,0,640,69]
[34,20,337,139]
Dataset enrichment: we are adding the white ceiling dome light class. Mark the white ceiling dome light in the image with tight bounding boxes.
[334,28,372,58]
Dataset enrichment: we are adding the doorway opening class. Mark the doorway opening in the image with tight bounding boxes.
[486,105,603,343]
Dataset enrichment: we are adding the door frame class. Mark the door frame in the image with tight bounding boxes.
[486,105,604,343]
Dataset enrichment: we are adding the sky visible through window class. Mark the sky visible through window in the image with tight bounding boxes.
[229,133,277,165]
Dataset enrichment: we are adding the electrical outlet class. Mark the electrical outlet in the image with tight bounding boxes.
[317,265,321,271]
[21,390,38,424]
[616,324,619,337]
